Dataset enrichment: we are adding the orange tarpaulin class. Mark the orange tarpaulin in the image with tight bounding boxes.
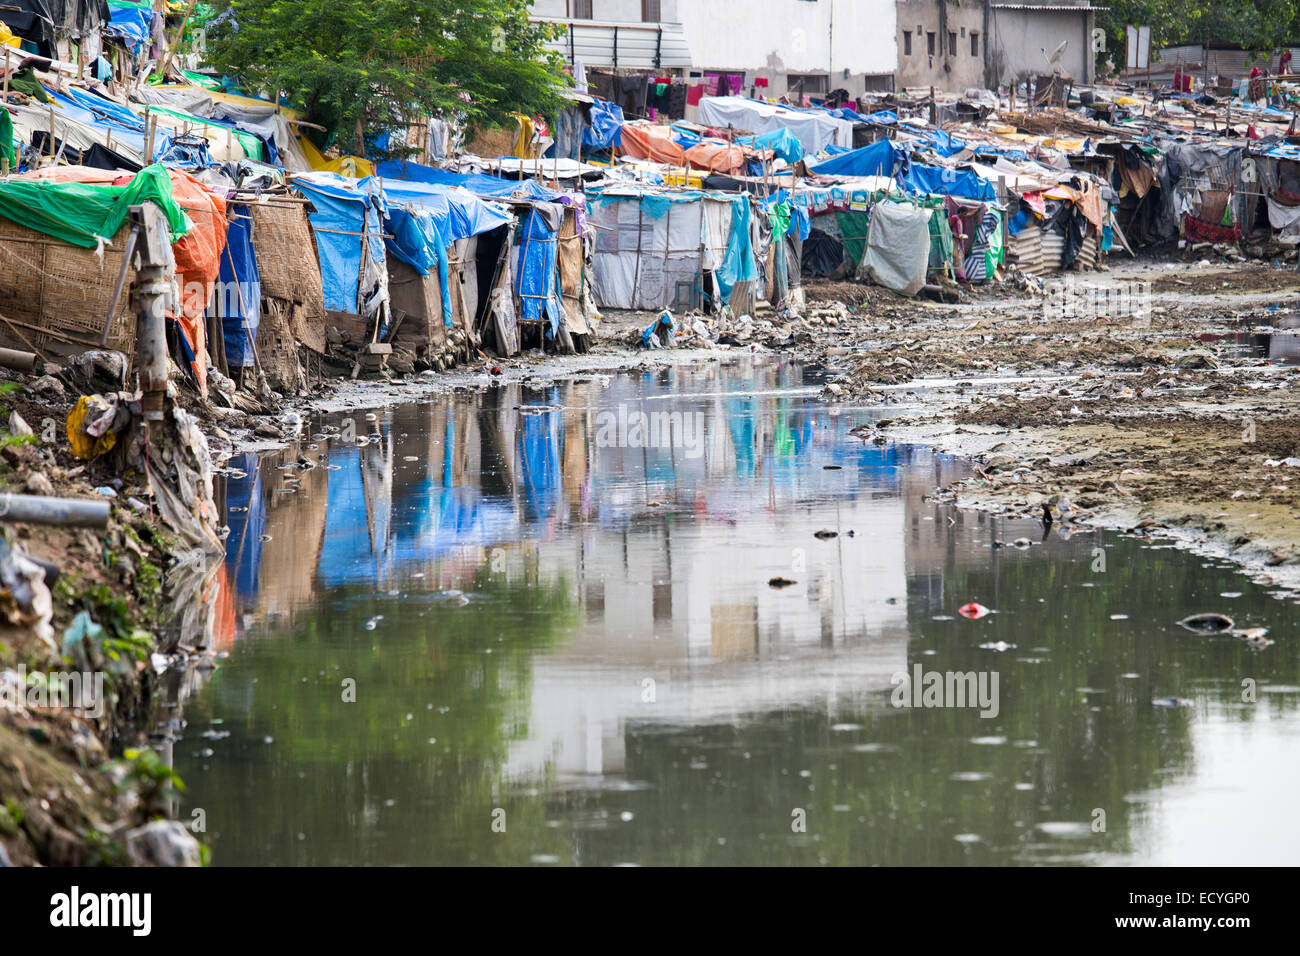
[21,165,227,395]
[618,123,686,165]
[168,171,227,396]
[683,141,747,175]
[616,122,761,176]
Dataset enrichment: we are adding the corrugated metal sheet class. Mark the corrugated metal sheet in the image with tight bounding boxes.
[537,19,692,70]
[1153,45,1293,77]
[1008,228,1101,275]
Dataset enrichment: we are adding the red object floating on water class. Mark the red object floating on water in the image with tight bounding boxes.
[958,602,991,620]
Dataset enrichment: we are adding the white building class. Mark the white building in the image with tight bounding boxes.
[531,0,694,73]
[679,0,899,96]
[531,1,1097,99]
[532,0,898,97]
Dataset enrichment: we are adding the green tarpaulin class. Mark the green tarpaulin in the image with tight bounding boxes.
[834,210,872,269]
[0,108,14,168]
[0,164,191,248]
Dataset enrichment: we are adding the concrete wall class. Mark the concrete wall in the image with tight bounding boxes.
[895,0,987,92]
[986,7,1095,86]
[679,0,898,97]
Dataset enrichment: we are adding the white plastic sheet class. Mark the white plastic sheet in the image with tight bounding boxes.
[860,203,931,297]
[697,97,854,153]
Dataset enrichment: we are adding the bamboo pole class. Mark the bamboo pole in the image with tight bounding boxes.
[158,0,201,84]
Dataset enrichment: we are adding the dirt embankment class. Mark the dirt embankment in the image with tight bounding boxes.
[0,371,201,867]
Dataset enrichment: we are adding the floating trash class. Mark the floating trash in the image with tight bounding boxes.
[1177,613,1233,633]
[979,641,1016,652]
[1153,697,1194,708]
[958,602,992,619]
[1035,821,1092,839]
[768,576,797,588]
[1235,627,1273,648]
[1109,614,1129,621]
[813,529,838,540]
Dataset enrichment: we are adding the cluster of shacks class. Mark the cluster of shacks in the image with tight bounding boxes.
[5,1,1300,396]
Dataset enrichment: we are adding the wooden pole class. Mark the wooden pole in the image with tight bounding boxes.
[157,0,201,84]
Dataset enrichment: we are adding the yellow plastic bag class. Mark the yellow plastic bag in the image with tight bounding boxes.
[66,396,118,460]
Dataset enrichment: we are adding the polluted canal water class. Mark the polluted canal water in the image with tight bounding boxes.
[177,357,1299,865]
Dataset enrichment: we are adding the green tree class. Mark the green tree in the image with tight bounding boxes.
[205,0,566,156]
[1100,0,1300,71]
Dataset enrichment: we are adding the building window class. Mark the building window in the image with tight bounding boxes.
[926,32,935,56]
[971,32,979,56]
[641,0,660,22]
[948,32,956,55]
[572,0,592,19]
[787,73,829,94]
[903,31,912,56]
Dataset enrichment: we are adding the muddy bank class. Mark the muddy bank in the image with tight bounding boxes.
[0,369,205,867]
[821,259,1300,593]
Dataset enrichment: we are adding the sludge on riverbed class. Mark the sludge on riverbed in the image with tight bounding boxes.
[165,358,1299,866]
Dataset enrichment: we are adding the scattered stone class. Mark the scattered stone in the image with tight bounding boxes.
[125,820,202,867]
[253,420,283,439]
[8,411,32,437]
[27,375,65,401]
[24,473,54,496]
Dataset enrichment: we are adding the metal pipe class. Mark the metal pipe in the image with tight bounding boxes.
[0,347,38,373]
[0,494,112,528]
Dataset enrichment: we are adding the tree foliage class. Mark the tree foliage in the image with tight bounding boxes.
[205,0,567,155]
[1099,0,1300,68]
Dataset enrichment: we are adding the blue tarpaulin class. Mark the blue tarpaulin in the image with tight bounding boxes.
[737,127,804,164]
[45,89,147,157]
[293,174,387,315]
[670,123,701,149]
[515,208,565,334]
[376,159,564,203]
[105,1,155,54]
[583,100,624,151]
[365,174,514,241]
[384,204,454,328]
[216,208,261,367]
[901,126,967,158]
[898,163,999,202]
[156,135,214,169]
[807,138,897,177]
[717,196,758,299]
